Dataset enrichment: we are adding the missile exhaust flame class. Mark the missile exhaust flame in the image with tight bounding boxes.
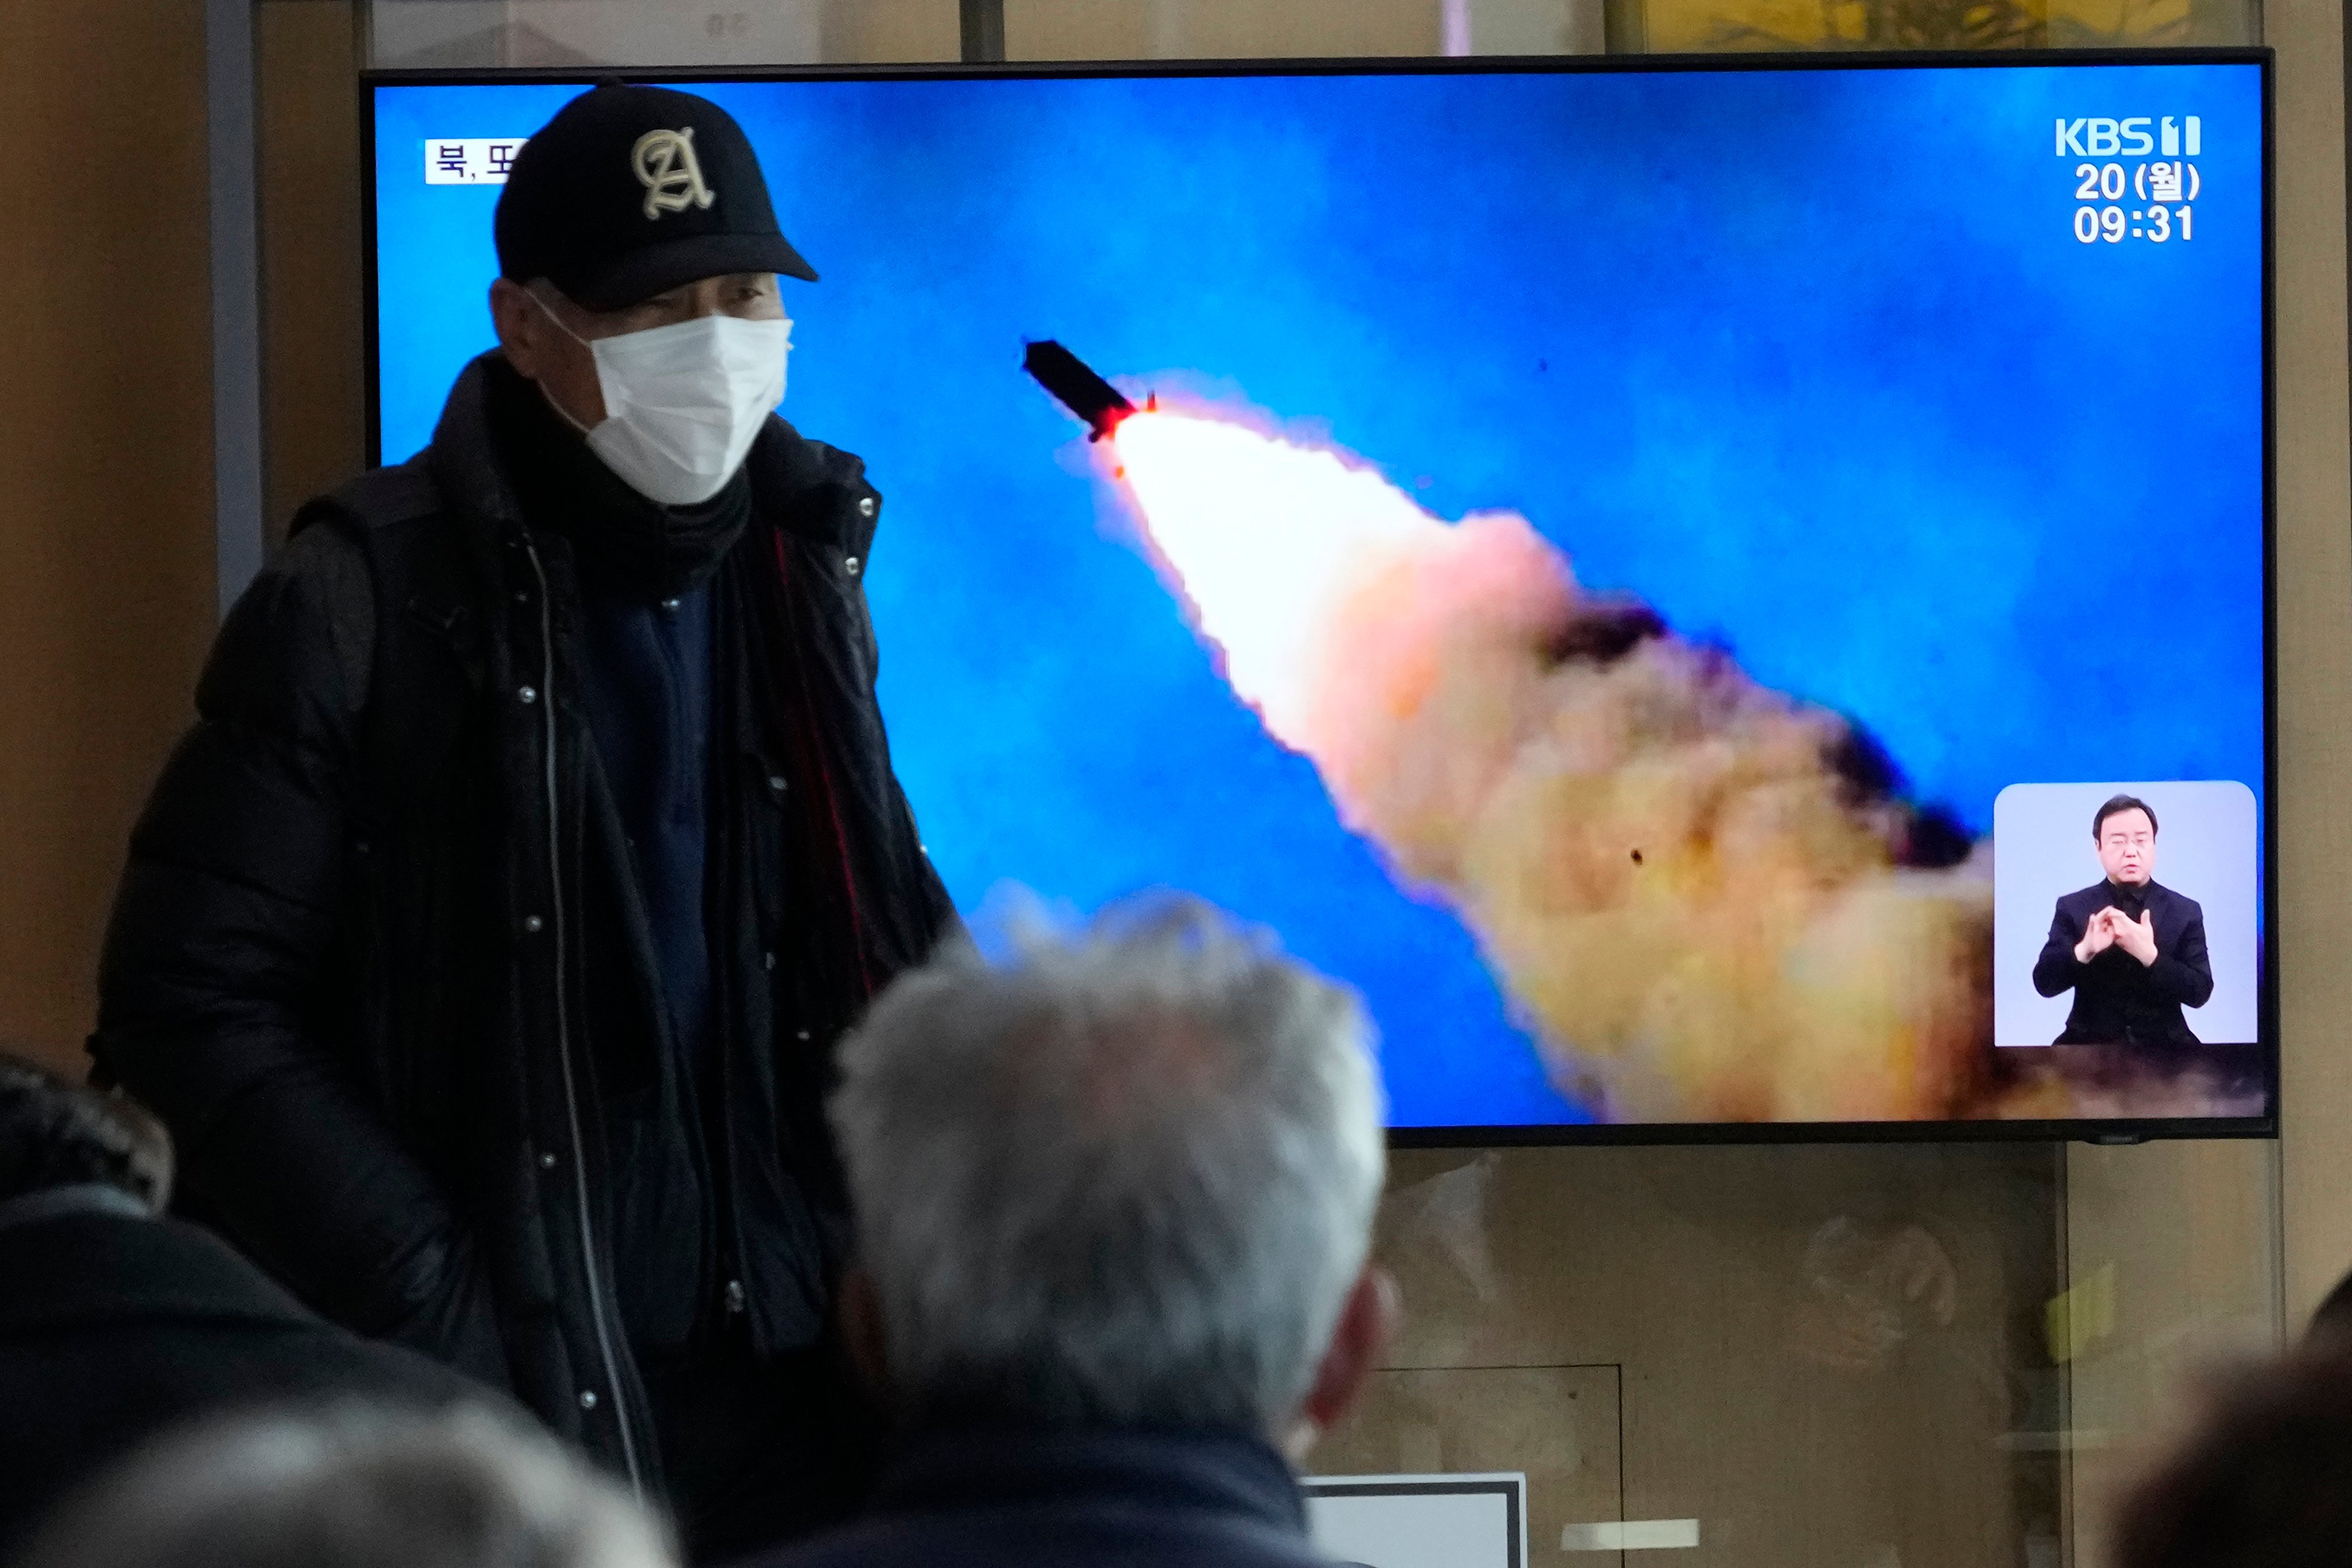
[1113,411,1436,751]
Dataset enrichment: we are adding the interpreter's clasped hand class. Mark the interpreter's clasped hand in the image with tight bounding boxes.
[2075,908,2119,964]
[2110,908,2159,966]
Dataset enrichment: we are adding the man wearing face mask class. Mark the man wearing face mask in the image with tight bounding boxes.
[91,84,957,1560]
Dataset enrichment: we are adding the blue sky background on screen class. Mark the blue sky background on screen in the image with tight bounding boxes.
[372,64,2266,1126]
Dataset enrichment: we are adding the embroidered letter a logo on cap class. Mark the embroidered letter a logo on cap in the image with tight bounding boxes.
[632,127,716,221]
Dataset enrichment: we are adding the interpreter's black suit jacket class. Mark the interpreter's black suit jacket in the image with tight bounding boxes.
[2031,879,2214,1046]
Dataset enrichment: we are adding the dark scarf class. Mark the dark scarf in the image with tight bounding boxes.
[485,356,750,601]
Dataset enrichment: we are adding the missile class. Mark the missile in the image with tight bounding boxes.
[1024,339,1148,441]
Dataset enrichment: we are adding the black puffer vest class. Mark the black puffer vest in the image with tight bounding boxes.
[94,354,956,1496]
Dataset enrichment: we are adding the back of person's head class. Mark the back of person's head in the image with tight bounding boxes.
[2112,1345,2352,1568]
[829,891,1386,1438]
[15,1404,673,1568]
[0,1051,171,1211]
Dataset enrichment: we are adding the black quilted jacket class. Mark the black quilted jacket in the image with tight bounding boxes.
[90,355,956,1499]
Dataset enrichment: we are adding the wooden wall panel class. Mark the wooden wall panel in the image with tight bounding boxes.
[1005,0,1440,60]
[2267,0,2352,1330]
[0,0,217,1076]
[817,0,962,61]
[258,0,370,539]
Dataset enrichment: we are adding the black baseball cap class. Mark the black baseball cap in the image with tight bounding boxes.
[495,83,817,312]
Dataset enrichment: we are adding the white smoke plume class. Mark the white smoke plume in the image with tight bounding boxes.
[1111,408,1999,1122]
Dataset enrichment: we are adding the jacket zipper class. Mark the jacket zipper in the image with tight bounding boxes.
[523,539,644,1499]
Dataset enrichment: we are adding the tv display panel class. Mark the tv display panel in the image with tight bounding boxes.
[368,56,2273,1139]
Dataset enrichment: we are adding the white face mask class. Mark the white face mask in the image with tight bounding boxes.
[536,298,791,506]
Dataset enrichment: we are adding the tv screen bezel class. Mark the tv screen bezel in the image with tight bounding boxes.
[360,47,2278,1148]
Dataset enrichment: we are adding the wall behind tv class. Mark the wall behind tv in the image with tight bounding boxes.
[0,0,218,1077]
[2267,0,2352,1329]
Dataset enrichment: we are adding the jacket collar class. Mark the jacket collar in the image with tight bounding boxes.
[424,354,530,542]
[424,352,880,559]
[0,1211,318,1337]
[872,1423,1309,1536]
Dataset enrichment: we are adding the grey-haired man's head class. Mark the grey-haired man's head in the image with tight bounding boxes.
[828,893,1393,1455]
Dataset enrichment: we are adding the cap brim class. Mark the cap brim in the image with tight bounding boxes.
[562,231,819,311]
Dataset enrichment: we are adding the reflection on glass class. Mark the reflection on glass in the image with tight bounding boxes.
[1622,0,2254,49]
[364,0,959,69]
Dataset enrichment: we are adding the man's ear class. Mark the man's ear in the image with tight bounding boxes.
[837,1261,891,1396]
[1282,1264,1401,1462]
[489,276,547,378]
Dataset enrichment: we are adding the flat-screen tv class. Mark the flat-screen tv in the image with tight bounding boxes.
[366,52,2273,1142]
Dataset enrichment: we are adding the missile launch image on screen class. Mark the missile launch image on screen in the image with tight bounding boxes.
[372,65,2269,1128]
[1028,341,2259,1124]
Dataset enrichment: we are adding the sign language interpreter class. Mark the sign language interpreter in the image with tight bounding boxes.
[2033,794,2214,1046]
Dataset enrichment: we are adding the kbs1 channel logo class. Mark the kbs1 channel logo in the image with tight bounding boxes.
[2056,115,2204,246]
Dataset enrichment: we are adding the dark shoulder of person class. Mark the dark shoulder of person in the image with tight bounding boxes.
[0,1208,497,1559]
[2114,1345,2352,1568]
